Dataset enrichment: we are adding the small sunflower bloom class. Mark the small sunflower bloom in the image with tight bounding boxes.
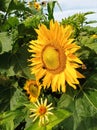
[30,98,53,126]
[91,34,97,38]
[28,20,85,92]
[34,2,41,10]
[24,80,41,102]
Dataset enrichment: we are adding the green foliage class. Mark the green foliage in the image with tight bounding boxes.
[47,1,56,20]
[56,74,97,130]
[62,11,97,37]
[0,0,97,130]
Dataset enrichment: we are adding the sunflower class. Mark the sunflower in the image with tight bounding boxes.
[30,98,53,126]
[91,34,97,38]
[28,20,85,92]
[24,80,41,102]
[34,2,41,10]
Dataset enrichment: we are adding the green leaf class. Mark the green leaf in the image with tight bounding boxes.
[57,75,97,130]
[47,1,56,20]
[10,86,28,110]
[0,52,15,76]
[11,45,35,79]
[83,73,97,89]
[5,0,13,11]
[0,32,12,53]
[7,16,19,27]
[82,73,97,109]
[57,93,74,112]
[85,20,97,25]
[47,109,71,130]
[0,0,6,12]
[0,107,27,130]
[0,0,12,12]
[72,94,97,130]
[4,119,14,130]
[0,77,15,112]
[56,1,62,12]
[0,46,34,78]
[25,108,71,130]
[86,42,97,53]
[0,111,14,130]
[0,78,27,129]
[25,121,45,130]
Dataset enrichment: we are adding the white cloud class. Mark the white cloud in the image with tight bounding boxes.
[56,0,97,10]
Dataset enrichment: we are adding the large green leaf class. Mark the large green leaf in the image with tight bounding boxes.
[0,111,15,130]
[10,86,28,110]
[0,107,27,130]
[0,77,15,112]
[57,74,97,130]
[0,52,15,76]
[47,109,71,130]
[0,79,30,129]
[25,108,71,130]
[0,0,12,12]
[0,46,35,78]
[0,32,12,53]
[11,45,35,79]
[73,93,97,130]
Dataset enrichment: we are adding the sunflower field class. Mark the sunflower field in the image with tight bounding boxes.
[1,0,97,130]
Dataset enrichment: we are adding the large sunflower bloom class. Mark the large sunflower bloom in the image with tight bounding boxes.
[28,20,85,92]
[24,80,41,102]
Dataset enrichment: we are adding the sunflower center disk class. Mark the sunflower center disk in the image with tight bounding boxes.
[42,46,60,70]
[42,45,66,73]
[39,106,47,115]
[29,84,38,97]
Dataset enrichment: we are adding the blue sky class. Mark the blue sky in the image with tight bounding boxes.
[52,0,97,26]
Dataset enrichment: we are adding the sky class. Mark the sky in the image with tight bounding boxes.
[55,0,97,10]
[52,0,97,26]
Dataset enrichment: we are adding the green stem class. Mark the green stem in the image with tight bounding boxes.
[43,126,47,130]
[42,121,47,130]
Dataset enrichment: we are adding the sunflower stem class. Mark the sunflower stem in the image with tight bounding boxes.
[42,120,47,130]
[43,125,47,130]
